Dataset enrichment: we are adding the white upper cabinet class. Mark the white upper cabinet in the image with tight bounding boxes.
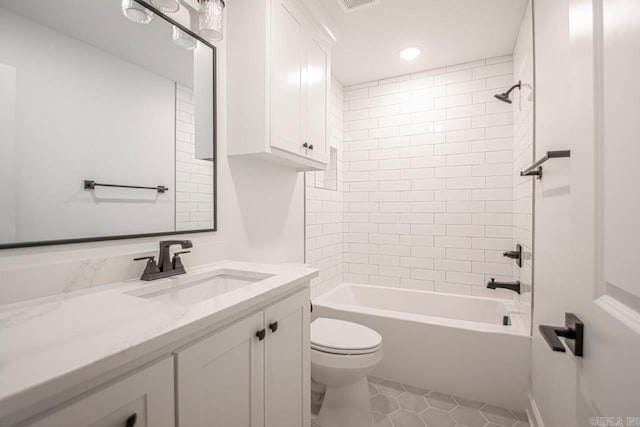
[271,0,307,158]
[227,0,335,170]
[304,30,331,165]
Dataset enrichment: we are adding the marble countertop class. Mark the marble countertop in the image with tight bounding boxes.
[0,260,317,422]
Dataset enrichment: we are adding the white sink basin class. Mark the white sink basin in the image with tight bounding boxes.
[127,269,274,306]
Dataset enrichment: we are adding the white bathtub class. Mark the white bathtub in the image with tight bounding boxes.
[313,283,530,410]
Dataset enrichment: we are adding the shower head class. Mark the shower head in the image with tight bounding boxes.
[494,81,522,104]
[494,92,512,104]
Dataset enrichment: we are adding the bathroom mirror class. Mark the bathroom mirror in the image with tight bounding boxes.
[0,0,216,249]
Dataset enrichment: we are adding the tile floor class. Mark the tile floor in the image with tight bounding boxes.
[312,376,529,427]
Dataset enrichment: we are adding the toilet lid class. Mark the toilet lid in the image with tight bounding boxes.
[311,318,382,355]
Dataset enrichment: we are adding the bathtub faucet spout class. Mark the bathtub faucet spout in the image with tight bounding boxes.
[487,278,521,294]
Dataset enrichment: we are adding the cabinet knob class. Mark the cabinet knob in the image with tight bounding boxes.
[269,321,278,333]
[125,414,137,427]
[308,144,314,151]
[302,143,309,149]
[256,329,266,341]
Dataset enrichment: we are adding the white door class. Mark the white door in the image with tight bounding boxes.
[24,358,174,427]
[271,0,307,157]
[305,29,330,165]
[176,312,265,427]
[264,290,310,427]
[531,0,640,425]
[581,0,640,418]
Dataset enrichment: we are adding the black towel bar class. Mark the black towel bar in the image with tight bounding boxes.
[84,180,168,193]
[520,150,571,179]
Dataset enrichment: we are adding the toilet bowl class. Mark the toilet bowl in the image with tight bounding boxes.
[311,318,383,427]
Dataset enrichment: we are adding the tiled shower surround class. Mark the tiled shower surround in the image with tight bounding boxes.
[306,78,345,299]
[305,54,535,326]
[341,57,517,297]
[511,1,534,332]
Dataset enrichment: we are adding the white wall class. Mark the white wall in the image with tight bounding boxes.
[529,0,578,425]
[0,9,175,242]
[306,78,344,299]
[341,57,519,298]
[0,16,305,305]
[0,63,16,242]
[512,0,534,332]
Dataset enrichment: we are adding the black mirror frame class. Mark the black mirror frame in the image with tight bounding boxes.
[0,0,217,249]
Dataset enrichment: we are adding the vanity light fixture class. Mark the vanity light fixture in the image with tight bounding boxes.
[198,0,225,43]
[121,0,154,24]
[151,0,181,13]
[170,6,196,50]
[399,47,421,61]
[173,26,197,50]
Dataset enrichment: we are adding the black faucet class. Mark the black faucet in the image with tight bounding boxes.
[487,278,521,294]
[134,240,192,281]
[158,240,193,271]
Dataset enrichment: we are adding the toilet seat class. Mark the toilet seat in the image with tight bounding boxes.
[311,318,382,355]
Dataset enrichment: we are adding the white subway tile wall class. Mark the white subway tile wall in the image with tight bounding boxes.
[342,57,518,298]
[175,84,214,231]
[512,1,534,332]
[306,78,344,299]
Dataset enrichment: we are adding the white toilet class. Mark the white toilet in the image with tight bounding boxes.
[311,318,383,427]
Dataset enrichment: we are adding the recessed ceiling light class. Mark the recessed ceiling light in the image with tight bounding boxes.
[400,47,421,61]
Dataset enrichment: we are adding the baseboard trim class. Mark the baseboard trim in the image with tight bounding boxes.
[527,393,544,427]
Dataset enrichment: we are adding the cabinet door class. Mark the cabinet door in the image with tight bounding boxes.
[305,29,330,165]
[270,0,307,157]
[176,312,264,427]
[264,290,310,427]
[24,358,174,427]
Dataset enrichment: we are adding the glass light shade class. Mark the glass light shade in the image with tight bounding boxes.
[173,26,197,50]
[199,0,224,43]
[151,0,180,13]
[121,0,154,24]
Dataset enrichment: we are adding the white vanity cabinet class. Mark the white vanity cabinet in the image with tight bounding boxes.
[1,265,316,427]
[264,290,310,427]
[175,289,310,427]
[227,0,332,171]
[21,358,174,427]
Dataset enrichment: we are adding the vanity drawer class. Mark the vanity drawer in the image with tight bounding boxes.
[20,358,174,427]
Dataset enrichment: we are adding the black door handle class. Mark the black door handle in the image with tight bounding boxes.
[269,321,278,333]
[539,312,584,357]
[125,414,137,427]
[256,329,266,341]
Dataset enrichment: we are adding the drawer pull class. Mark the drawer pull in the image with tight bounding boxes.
[256,329,266,341]
[125,414,137,427]
[269,321,278,333]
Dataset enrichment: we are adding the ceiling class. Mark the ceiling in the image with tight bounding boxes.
[319,0,529,86]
